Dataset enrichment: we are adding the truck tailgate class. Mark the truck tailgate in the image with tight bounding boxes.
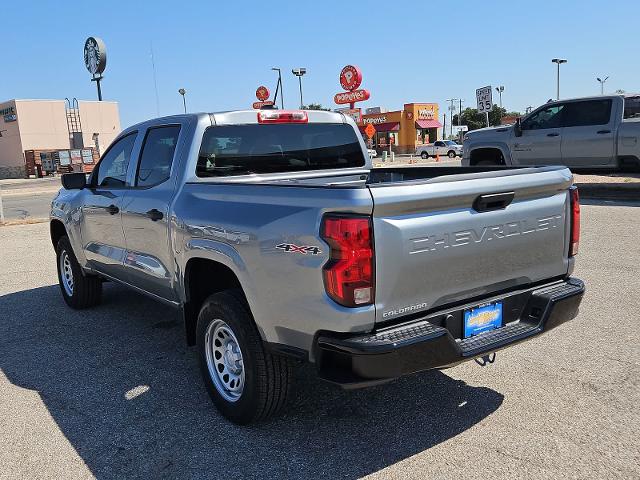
[368,168,573,324]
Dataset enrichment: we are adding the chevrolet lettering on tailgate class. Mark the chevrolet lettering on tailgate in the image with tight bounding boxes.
[410,215,563,254]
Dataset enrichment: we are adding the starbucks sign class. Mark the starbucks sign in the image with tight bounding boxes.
[84,37,107,75]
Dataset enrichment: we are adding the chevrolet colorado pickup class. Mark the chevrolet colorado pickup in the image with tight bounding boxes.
[463,94,640,170]
[50,108,584,424]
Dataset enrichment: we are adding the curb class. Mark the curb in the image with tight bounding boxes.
[575,182,640,200]
[0,217,49,227]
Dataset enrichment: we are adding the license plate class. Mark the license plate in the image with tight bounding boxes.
[464,301,503,338]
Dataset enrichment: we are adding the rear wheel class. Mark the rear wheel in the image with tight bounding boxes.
[448,150,456,158]
[420,151,428,159]
[56,236,102,309]
[196,291,293,424]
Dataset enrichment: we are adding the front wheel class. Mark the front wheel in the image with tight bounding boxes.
[56,236,102,309]
[448,150,456,158]
[196,291,293,424]
[420,151,428,159]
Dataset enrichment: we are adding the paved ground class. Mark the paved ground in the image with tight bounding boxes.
[0,177,60,222]
[0,201,638,479]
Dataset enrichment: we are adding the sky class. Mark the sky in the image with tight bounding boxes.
[2,0,638,127]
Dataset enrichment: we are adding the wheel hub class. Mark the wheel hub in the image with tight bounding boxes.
[205,319,245,402]
[59,250,74,296]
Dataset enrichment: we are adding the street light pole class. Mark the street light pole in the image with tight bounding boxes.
[178,88,187,114]
[292,68,307,108]
[596,76,609,95]
[271,67,284,109]
[495,86,504,109]
[551,58,567,100]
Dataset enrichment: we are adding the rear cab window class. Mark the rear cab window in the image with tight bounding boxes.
[197,123,365,177]
[561,100,612,127]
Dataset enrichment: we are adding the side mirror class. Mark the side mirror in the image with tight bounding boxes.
[514,117,523,137]
[61,172,87,190]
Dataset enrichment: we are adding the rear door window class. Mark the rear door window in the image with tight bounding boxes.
[136,125,181,187]
[197,123,365,177]
[561,100,612,127]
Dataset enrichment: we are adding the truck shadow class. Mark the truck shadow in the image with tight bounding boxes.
[0,284,504,479]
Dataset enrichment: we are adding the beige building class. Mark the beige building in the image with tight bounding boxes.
[0,99,121,178]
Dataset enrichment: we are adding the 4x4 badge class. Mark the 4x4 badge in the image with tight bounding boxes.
[276,243,321,255]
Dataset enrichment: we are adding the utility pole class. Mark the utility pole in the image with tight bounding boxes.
[458,99,464,126]
[446,98,458,138]
[442,113,446,141]
[552,58,567,100]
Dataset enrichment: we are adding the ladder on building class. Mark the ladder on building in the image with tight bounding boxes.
[65,97,84,149]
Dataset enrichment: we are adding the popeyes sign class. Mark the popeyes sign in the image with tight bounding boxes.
[334,65,370,107]
[253,85,274,109]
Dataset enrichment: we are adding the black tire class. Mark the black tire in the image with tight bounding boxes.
[420,151,428,159]
[56,236,102,309]
[447,150,456,158]
[196,291,293,424]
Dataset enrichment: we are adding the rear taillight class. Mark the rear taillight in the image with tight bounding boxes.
[321,215,374,307]
[570,186,580,256]
[257,110,308,124]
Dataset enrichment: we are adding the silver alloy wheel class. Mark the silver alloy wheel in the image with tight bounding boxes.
[448,151,456,158]
[59,250,74,296]
[205,319,245,402]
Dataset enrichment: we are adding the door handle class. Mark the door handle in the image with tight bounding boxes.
[106,204,119,215]
[145,209,164,221]
[473,192,515,213]
[597,130,611,134]
[546,132,559,137]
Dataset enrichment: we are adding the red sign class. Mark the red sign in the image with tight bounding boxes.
[339,65,362,91]
[256,85,270,101]
[253,100,274,109]
[334,89,370,105]
[364,123,376,139]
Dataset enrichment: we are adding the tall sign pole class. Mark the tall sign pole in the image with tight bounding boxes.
[84,37,107,101]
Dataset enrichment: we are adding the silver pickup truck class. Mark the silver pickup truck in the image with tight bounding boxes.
[50,109,584,424]
[416,140,463,159]
[463,94,640,170]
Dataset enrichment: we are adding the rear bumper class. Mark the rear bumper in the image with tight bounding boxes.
[316,277,584,389]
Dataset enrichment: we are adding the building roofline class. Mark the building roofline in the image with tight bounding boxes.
[2,99,118,104]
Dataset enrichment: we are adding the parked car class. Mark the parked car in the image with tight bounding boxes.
[50,108,584,424]
[462,94,640,170]
[416,140,462,159]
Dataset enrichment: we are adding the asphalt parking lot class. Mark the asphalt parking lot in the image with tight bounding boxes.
[0,200,638,479]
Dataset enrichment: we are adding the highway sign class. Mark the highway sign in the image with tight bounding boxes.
[476,86,493,113]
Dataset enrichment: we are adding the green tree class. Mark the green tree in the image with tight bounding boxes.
[452,105,522,131]
[302,103,331,111]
